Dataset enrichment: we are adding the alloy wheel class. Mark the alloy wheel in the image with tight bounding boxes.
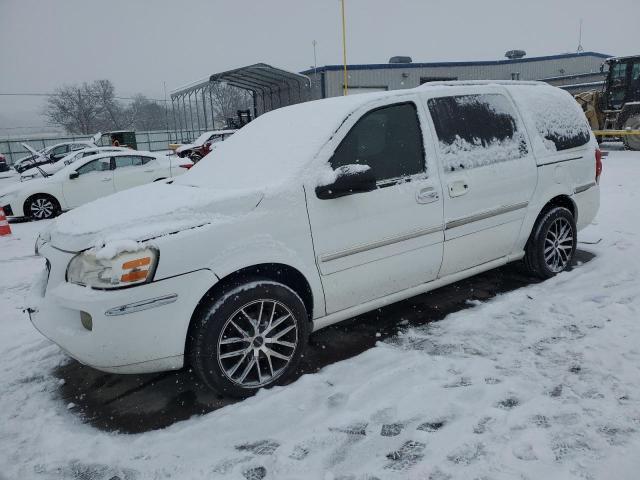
[30,198,55,219]
[217,299,299,388]
[543,217,574,273]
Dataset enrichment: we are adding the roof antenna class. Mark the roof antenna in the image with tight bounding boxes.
[576,19,584,53]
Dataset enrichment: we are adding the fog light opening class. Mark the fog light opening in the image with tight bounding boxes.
[80,311,93,331]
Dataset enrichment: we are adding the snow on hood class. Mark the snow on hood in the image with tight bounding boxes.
[0,177,50,196]
[175,143,195,154]
[49,182,263,252]
[174,92,393,192]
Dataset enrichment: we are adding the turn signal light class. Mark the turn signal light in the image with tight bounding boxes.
[120,256,152,283]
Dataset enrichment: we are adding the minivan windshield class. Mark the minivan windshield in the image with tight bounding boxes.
[174,92,391,192]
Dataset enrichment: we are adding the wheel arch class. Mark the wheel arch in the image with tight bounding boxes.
[184,262,315,360]
[525,194,577,245]
[23,192,61,218]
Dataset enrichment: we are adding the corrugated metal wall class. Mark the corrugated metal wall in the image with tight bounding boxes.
[307,54,607,99]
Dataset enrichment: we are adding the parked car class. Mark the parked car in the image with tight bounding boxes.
[14,141,97,173]
[0,153,9,173]
[28,82,600,398]
[20,146,129,181]
[175,130,236,162]
[0,151,192,219]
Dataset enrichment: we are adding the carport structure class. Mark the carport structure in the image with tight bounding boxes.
[170,63,311,141]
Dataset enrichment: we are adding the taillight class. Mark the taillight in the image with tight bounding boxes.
[179,164,193,169]
[595,148,602,183]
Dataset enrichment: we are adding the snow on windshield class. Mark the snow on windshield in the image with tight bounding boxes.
[175,93,392,193]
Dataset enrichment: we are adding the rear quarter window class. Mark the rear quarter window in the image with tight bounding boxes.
[428,93,528,172]
[510,86,591,152]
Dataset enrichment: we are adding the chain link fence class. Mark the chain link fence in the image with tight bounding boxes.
[0,129,211,165]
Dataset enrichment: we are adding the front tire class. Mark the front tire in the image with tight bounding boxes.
[189,279,310,398]
[524,206,577,279]
[25,194,60,220]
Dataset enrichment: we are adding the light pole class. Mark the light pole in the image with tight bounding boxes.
[341,0,348,95]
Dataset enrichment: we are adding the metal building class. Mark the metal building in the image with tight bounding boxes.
[302,51,610,99]
[170,63,311,142]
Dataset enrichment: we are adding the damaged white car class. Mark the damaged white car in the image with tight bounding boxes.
[28,81,600,397]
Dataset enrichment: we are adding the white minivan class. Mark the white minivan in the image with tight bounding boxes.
[29,81,600,397]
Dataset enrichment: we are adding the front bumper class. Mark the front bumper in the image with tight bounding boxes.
[29,243,218,374]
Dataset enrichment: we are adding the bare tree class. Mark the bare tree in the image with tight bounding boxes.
[44,80,125,134]
[44,82,102,134]
[93,79,125,129]
[128,95,169,131]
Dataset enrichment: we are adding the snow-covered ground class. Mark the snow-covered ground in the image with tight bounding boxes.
[1,149,640,480]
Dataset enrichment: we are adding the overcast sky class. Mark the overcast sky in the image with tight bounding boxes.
[1,0,638,131]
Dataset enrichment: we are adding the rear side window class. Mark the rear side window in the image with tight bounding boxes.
[330,102,425,181]
[511,86,591,152]
[114,156,143,168]
[428,94,528,172]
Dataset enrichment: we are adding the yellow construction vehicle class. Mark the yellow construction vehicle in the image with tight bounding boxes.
[575,55,640,150]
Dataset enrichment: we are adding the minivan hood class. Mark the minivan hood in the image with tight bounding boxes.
[49,182,263,252]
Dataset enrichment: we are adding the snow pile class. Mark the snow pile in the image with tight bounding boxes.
[438,132,526,171]
[1,150,640,479]
[317,163,371,187]
[509,85,591,153]
[49,182,262,249]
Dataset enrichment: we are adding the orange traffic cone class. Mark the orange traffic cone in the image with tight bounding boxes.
[0,207,11,236]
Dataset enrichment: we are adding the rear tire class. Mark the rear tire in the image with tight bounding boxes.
[25,194,60,220]
[189,278,310,398]
[524,207,577,279]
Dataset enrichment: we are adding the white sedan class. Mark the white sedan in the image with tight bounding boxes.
[0,151,193,220]
[20,146,129,181]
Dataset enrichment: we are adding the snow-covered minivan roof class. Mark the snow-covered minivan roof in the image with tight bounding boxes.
[175,81,590,192]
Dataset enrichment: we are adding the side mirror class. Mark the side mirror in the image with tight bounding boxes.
[316,165,376,200]
[69,171,79,180]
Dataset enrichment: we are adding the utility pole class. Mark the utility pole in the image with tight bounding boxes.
[341,0,348,95]
[577,19,584,53]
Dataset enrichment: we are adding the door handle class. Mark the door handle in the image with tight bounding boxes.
[448,180,469,198]
[144,169,154,173]
[101,178,111,182]
[416,187,439,204]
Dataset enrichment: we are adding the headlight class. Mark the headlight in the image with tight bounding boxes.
[67,248,158,289]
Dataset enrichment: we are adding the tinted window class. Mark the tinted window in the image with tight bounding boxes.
[510,86,591,152]
[428,94,527,171]
[330,103,425,181]
[76,158,111,175]
[51,145,68,156]
[140,156,153,165]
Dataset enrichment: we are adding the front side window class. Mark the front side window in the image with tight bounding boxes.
[76,158,111,175]
[428,94,528,172]
[330,102,425,182]
[51,145,68,157]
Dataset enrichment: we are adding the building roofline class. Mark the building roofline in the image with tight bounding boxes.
[300,52,612,75]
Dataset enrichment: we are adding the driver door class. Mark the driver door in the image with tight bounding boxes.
[305,100,445,314]
[62,157,115,208]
